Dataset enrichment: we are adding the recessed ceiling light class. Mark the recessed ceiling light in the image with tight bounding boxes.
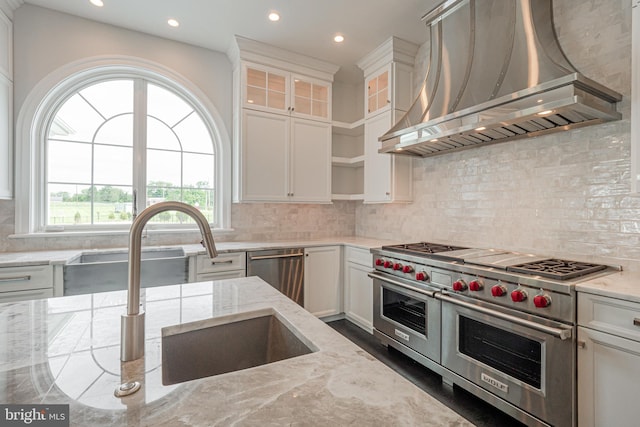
[334,34,345,43]
[475,126,486,131]
[537,110,553,116]
[90,0,104,7]
[268,11,280,22]
[167,18,180,27]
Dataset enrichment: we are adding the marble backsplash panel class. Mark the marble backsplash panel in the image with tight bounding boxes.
[0,201,356,252]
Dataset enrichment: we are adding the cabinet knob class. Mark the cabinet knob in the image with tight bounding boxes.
[634,318,640,327]
[577,340,586,349]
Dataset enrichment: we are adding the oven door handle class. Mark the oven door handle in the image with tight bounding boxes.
[368,272,436,299]
[436,292,573,340]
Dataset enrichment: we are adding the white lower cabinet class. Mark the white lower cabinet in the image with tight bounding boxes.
[0,265,55,303]
[191,252,246,282]
[304,246,341,318]
[343,246,373,332]
[577,292,640,427]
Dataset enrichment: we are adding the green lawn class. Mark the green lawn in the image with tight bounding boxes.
[48,202,213,225]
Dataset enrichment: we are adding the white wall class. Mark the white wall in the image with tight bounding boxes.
[356,0,639,270]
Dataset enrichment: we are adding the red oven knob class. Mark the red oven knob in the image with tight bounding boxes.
[375,258,384,266]
[393,263,403,271]
[511,289,528,302]
[415,271,428,281]
[383,260,394,269]
[491,285,507,297]
[453,280,467,292]
[402,265,414,274]
[533,294,552,308]
[469,279,483,291]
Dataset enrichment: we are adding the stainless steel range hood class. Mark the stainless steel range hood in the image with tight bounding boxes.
[379,0,622,157]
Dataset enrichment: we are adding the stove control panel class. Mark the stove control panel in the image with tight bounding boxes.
[371,251,575,323]
[443,272,572,322]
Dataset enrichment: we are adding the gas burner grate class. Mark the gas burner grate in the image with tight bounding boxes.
[506,259,607,280]
[383,242,468,256]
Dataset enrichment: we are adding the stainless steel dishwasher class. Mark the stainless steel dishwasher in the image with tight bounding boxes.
[246,248,304,306]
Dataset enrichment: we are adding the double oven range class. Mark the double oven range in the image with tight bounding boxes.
[369,242,618,427]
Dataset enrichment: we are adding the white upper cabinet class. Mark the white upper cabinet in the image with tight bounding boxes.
[242,63,332,122]
[0,9,11,200]
[366,66,390,117]
[357,37,418,203]
[229,36,338,203]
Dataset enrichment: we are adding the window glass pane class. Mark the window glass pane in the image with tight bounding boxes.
[147,83,192,127]
[147,116,181,150]
[94,145,132,186]
[93,185,133,224]
[312,84,327,102]
[48,183,91,225]
[294,80,311,98]
[246,86,266,107]
[147,149,181,187]
[268,91,286,110]
[48,140,92,183]
[183,153,214,188]
[174,113,213,154]
[94,114,133,146]
[80,80,133,119]
[247,68,266,88]
[183,189,214,222]
[49,94,104,142]
[267,73,286,93]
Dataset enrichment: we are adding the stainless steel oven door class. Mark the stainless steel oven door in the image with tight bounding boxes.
[439,292,574,427]
[370,272,441,363]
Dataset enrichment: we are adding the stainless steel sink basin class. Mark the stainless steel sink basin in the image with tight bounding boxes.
[161,309,317,385]
[63,247,188,295]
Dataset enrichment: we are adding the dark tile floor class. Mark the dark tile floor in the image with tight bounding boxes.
[328,319,526,427]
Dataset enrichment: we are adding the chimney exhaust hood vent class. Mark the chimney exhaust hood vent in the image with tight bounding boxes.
[380,0,622,157]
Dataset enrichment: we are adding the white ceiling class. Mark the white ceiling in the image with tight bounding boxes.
[22,0,436,84]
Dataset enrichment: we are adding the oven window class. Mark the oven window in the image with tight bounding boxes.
[459,316,542,389]
[382,288,426,335]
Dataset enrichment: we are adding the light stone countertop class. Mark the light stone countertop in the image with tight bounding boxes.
[0,277,473,427]
[0,236,399,268]
[575,270,640,303]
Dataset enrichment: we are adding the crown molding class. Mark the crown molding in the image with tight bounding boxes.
[227,35,340,81]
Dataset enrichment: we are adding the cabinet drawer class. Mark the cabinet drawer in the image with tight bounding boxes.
[196,270,246,282]
[578,293,640,342]
[345,246,372,267]
[0,265,54,293]
[0,288,54,303]
[196,252,246,274]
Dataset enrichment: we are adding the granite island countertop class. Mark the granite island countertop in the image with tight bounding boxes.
[0,276,473,426]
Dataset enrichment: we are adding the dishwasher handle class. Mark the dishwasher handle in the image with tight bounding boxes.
[248,253,304,261]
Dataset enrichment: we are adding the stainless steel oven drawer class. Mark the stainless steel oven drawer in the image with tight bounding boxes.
[440,295,574,427]
[372,274,441,363]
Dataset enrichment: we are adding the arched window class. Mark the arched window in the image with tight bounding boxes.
[47,78,215,226]
[15,59,230,234]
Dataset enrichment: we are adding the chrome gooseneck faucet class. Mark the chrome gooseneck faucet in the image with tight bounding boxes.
[120,201,218,362]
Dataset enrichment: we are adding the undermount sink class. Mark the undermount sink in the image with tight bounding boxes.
[161,308,317,385]
[63,247,188,296]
